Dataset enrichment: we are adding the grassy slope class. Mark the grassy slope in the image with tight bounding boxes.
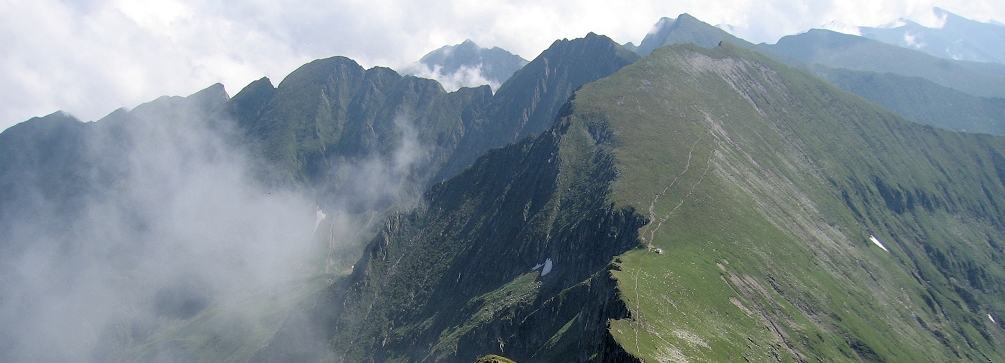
[564,43,1005,361]
[819,67,1005,135]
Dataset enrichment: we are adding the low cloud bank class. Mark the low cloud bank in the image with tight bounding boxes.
[0,103,431,361]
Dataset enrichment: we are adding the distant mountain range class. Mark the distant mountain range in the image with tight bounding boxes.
[635,13,1005,135]
[2,9,1005,363]
[825,7,1005,64]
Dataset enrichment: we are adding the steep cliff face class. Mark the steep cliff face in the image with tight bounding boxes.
[257,99,647,363]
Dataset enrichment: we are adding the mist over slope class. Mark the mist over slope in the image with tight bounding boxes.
[0,86,323,362]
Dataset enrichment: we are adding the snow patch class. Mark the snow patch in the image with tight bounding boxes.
[532,258,555,275]
[313,208,326,234]
[990,314,997,323]
[869,235,889,252]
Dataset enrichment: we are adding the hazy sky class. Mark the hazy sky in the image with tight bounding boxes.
[1,0,1002,131]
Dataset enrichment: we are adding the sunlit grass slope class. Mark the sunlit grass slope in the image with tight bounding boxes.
[565,42,1005,362]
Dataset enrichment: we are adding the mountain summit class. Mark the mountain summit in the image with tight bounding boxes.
[635,14,745,55]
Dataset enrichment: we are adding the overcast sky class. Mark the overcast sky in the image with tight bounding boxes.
[1,0,1002,131]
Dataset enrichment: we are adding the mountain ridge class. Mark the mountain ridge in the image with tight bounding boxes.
[254,40,1005,362]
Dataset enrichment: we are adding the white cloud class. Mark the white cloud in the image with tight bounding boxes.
[0,0,1002,132]
[404,63,502,92]
[0,93,434,360]
[904,32,926,48]
[917,6,949,28]
[821,20,863,36]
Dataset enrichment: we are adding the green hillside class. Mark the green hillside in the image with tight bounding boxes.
[593,43,1005,362]
[259,41,1005,362]
[819,67,1005,134]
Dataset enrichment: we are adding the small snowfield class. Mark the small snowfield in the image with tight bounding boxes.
[869,235,889,252]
